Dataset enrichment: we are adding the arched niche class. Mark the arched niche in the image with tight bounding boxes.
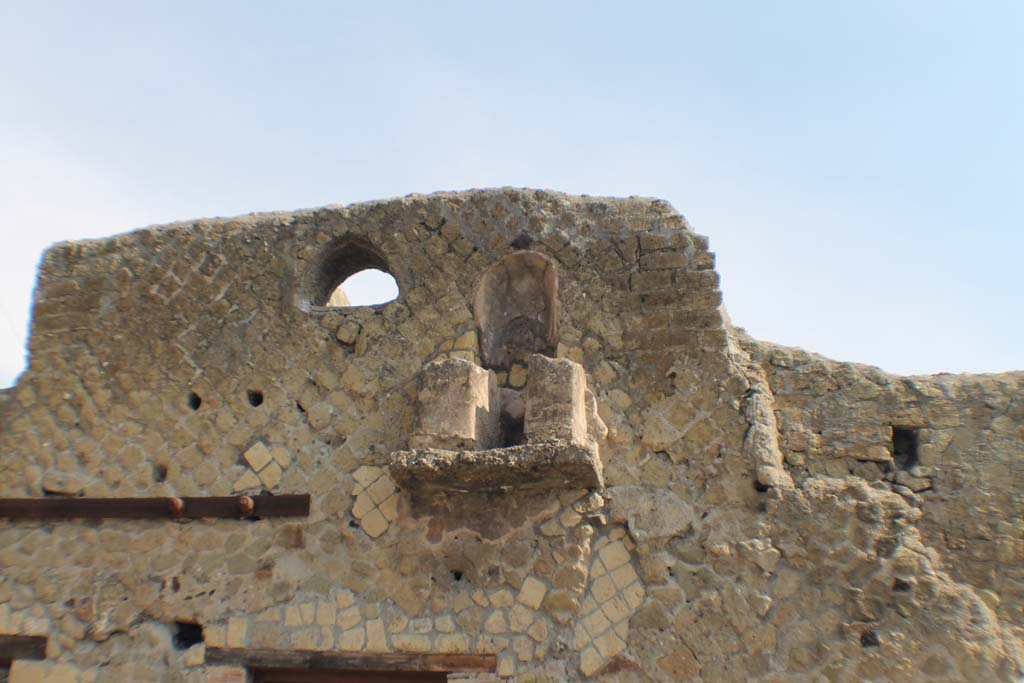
[474,251,558,369]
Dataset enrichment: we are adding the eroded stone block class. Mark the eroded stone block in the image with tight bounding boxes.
[525,354,588,446]
[389,441,603,492]
[409,358,499,450]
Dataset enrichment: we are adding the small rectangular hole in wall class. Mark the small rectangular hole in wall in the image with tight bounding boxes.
[891,427,919,470]
[173,621,204,650]
[500,413,525,448]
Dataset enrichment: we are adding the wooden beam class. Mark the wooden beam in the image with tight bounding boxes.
[206,648,497,673]
[254,669,447,683]
[0,635,48,664]
[0,494,310,520]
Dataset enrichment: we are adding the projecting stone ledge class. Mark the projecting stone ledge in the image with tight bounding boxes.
[389,441,603,493]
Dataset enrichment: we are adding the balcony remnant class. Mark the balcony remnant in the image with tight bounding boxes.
[390,355,606,493]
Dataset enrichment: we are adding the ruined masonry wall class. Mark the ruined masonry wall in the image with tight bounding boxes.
[0,189,1021,682]
[741,337,1024,628]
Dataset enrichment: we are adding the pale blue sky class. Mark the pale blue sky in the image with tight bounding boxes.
[1,1,1021,387]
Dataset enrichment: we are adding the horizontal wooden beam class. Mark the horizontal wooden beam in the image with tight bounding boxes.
[0,635,48,663]
[255,668,446,683]
[0,494,309,520]
[206,648,497,673]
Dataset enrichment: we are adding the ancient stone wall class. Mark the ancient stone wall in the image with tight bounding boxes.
[0,189,1020,682]
[741,337,1024,628]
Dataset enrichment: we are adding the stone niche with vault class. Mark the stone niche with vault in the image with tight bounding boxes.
[389,250,606,492]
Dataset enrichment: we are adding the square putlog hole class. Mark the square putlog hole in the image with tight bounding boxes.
[891,427,919,470]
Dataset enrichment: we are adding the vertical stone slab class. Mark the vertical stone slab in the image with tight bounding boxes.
[525,354,588,445]
[410,358,499,450]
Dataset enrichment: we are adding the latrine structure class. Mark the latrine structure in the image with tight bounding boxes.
[0,189,1022,682]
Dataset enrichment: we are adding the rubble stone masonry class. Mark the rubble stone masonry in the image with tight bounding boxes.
[0,189,1021,681]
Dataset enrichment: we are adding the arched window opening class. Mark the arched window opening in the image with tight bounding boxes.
[327,268,399,307]
[474,251,558,370]
[301,238,399,310]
